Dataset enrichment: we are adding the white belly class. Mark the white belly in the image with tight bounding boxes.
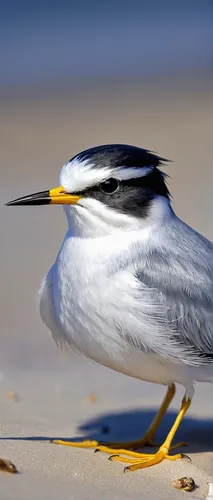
[39,235,213,391]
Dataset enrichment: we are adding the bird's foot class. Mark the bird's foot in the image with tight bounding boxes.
[52,432,158,452]
[52,439,99,449]
[53,436,186,455]
[52,433,158,450]
[108,445,189,472]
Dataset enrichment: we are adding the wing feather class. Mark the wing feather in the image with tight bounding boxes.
[134,217,213,360]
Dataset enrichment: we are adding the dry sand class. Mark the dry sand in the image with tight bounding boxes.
[0,81,213,498]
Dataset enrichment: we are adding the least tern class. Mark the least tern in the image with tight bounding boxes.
[7,144,213,472]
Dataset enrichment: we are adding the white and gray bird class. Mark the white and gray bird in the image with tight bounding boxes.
[7,144,213,472]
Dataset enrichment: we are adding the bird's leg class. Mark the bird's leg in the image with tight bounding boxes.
[109,395,191,472]
[54,384,184,453]
[97,383,177,454]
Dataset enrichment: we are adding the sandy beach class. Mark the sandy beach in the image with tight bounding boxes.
[0,82,213,498]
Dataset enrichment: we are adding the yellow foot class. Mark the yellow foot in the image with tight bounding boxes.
[96,435,157,452]
[52,437,157,454]
[52,429,159,451]
[53,437,186,457]
[95,438,186,457]
[109,446,187,472]
[52,439,99,449]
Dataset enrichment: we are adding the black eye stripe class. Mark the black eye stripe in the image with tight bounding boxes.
[69,168,169,201]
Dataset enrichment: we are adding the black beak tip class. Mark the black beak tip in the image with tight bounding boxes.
[5,191,51,206]
[5,199,25,206]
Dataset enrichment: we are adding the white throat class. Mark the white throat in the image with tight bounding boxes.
[63,196,173,239]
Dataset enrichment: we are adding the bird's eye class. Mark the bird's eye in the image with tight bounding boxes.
[99,178,119,194]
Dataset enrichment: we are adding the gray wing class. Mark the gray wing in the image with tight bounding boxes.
[135,217,213,361]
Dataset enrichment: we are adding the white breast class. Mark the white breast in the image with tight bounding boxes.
[40,231,158,365]
[51,234,134,362]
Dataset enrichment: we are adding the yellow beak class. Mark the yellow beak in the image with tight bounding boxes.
[6,186,82,206]
[49,186,82,205]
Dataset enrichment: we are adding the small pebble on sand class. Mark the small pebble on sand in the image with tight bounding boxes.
[172,477,195,492]
[0,459,18,474]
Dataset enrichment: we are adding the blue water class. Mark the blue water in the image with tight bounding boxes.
[0,0,212,88]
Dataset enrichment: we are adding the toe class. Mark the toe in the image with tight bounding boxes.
[53,439,99,448]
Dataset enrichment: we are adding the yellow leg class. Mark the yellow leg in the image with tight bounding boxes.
[109,396,191,472]
[97,384,176,454]
[54,384,184,454]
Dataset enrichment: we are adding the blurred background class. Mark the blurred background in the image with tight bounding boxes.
[0,0,212,370]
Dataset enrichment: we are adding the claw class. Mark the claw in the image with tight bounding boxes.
[181,453,191,462]
[124,466,131,474]
[108,454,118,461]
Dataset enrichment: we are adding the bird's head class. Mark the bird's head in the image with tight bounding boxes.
[6,144,171,237]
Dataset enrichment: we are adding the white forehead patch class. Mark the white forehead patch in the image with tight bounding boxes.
[59,156,154,193]
[59,158,112,192]
[115,166,154,180]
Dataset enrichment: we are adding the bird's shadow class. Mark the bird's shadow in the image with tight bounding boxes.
[1,408,213,454]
